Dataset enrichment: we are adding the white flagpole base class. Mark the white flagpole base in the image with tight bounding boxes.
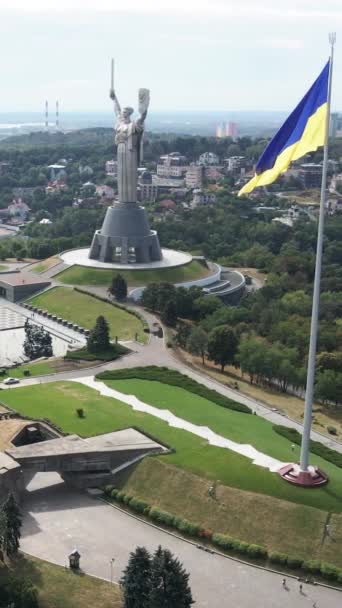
[278,463,328,487]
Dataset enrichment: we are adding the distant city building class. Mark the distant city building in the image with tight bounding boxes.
[298,163,322,188]
[227,121,238,139]
[204,166,223,181]
[185,165,203,189]
[48,164,66,181]
[224,156,246,174]
[330,113,342,138]
[138,170,158,202]
[152,175,185,190]
[39,218,52,225]
[198,152,220,166]
[191,189,217,208]
[157,199,177,212]
[78,164,94,176]
[0,162,11,175]
[7,199,30,221]
[326,197,342,215]
[157,152,188,178]
[105,160,118,177]
[216,122,238,139]
[96,184,115,200]
[45,181,67,194]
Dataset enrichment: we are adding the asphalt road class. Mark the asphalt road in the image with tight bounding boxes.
[21,472,342,608]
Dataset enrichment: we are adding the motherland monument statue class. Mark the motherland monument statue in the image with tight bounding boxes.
[89,59,162,264]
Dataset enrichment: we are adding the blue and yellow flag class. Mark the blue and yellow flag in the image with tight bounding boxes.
[238,61,330,196]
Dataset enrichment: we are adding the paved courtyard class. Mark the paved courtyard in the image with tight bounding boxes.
[21,472,342,608]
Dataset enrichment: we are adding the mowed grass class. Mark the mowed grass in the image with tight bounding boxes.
[29,256,60,273]
[56,260,211,287]
[2,381,342,513]
[28,287,146,343]
[0,554,122,608]
[116,458,329,564]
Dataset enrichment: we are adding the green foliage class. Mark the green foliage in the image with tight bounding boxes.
[207,325,238,372]
[97,366,251,414]
[273,425,342,469]
[65,343,127,362]
[0,575,39,608]
[246,544,268,559]
[268,552,288,565]
[149,507,175,527]
[0,493,22,557]
[149,546,194,608]
[315,369,342,405]
[87,315,110,353]
[23,319,53,360]
[186,326,208,364]
[129,497,150,514]
[301,559,321,574]
[286,556,304,569]
[121,546,152,608]
[109,274,127,301]
[212,533,236,550]
[160,298,178,327]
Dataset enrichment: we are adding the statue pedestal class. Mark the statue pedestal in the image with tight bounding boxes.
[89,202,162,264]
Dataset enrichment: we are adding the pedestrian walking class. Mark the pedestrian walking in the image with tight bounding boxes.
[299,583,303,593]
[282,578,286,588]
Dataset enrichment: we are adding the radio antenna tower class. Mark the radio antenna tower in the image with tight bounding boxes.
[45,100,49,131]
[56,100,60,131]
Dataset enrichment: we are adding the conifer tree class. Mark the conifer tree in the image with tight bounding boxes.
[121,546,152,608]
[149,546,194,608]
[87,315,110,353]
[1,493,22,557]
[109,274,127,301]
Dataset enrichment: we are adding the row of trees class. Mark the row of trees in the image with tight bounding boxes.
[121,545,193,608]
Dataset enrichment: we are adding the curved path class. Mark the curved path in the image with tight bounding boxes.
[22,472,341,608]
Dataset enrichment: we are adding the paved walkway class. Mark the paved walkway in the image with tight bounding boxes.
[21,472,342,608]
[74,376,283,471]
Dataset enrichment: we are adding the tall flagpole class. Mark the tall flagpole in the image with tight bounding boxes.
[299,33,336,472]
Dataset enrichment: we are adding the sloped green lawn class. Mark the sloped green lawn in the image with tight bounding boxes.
[2,380,342,513]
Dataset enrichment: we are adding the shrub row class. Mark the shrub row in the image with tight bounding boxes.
[73,288,149,331]
[97,366,251,414]
[65,343,128,362]
[273,425,342,469]
[103,486,342,582]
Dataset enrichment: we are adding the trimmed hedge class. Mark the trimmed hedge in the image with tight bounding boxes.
[97,366,251,414]
[273,425,342,469]
[65,343,128,362]
[104,488,342,583]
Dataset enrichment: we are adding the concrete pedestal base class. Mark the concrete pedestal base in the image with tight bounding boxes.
[89,203,162,264]
[278,463,328,487]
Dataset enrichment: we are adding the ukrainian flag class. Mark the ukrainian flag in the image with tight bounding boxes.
[238,61,330,196]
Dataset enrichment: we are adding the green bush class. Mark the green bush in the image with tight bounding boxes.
[286,556,304,569]
[246,544,268,559]
[111,488,119,499]
[97,366,251,414]
[149,506,175,526]
[176,519,201,537]
[212,533,235,550]
[236,541,249,554]
[273,425,342,469]
[104,484,115,496]
[302,559,321,574]
[123,494,133,505]
[319,562,340,580]
[327,425,337,435]
[337,571,342,584]
[116,491,126,503]
[129,497,150,514]
[269,552,288,565]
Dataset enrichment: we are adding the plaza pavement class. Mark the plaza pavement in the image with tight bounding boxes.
[21,472,342,608]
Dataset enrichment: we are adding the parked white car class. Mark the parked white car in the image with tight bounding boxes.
[3,377,20,385]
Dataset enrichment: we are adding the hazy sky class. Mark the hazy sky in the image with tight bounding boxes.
[0,0,341,113]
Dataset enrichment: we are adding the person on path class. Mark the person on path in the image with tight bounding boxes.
[299,583,303,593]
[282,578,286,588]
